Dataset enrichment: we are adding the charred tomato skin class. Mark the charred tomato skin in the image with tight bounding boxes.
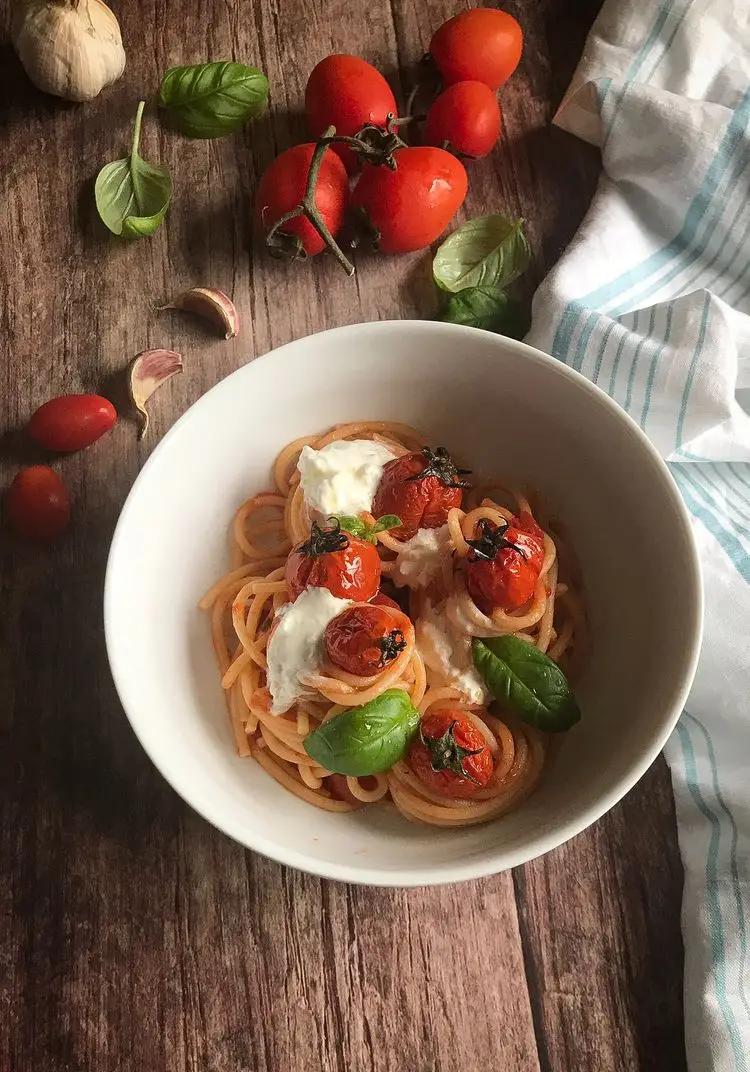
[325,602,410,676]
[466,512,545,614]
[408,708,494,798]
[372,448,467,539]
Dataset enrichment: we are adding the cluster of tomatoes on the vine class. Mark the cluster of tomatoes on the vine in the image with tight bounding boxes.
[255,7,524,274]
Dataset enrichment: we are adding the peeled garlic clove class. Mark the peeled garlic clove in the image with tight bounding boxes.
[128,349,183,440]
[13,0,126,103]
[159,287,239,340]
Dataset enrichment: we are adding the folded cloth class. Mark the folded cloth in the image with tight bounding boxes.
[526,2,750,1068]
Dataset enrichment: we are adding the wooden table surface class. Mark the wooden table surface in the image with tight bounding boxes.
[0,1,688,1069]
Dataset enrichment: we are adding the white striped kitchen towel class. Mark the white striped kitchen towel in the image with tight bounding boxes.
[526,2,750,1069]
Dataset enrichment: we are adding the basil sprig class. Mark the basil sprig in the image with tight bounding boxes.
[472,636,580,732]
[95,101,172,239]
[433,215,530,293]
[159,61,269,138]
[333,514,401,543]
[439,285,526,338]
[303,689,419,776]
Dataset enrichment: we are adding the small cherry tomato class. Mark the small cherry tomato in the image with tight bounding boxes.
[350,146,468,253]
[425,81,501,158]
[371,591,402,612]
[6,465,71,544]
[306,54,398,175]
[27,394,117,452]
[430,8,523,91]
[465,512,545,614]
[325,602,410,676]
[255,143,349,257]
[408,708,494,798]
[285,519,381,601]
[372,446,470,539]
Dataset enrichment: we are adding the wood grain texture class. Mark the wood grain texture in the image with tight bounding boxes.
[0,0,687,1070]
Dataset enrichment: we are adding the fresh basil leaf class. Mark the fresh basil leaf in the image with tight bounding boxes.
[159,61,269,138]
[433,215,530,293]
[472,636,580,732]
[333,514,401,543]
[439,286,526,338]
[371,514,401,534]
[333,515,367,538]
[303,688,420,776]
[95,101,172,239]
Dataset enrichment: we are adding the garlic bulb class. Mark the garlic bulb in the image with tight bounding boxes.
[13,0,126,102]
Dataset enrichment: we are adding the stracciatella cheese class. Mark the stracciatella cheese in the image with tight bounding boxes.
[266,586,353,714]
[416,598,489,705]
[297,439,394,516]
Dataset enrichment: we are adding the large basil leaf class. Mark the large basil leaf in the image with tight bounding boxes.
[303,688,420,776]
[159,61,269,138]
[472,636,580,732]
[433,215,530,293]
[439,285,526,338]
[95,101,172,239]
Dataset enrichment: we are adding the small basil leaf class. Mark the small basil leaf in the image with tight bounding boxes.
[371,514,402,534]
[334,515,367,538]
[303,688,420,776]
[159,61,269,138]
[472,636,580,732]
[439,286,526,339]
[433,215,530,293]
[95,101,172,239]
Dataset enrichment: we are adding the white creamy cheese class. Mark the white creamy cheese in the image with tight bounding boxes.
[390,524,452,589]
[416,599,489,705]
[297,439,395,516]
[266,587,353,714]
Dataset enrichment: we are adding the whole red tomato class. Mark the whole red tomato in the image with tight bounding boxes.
[286,520,381,601]
[465,512,545,614]
[425,81,501,158]
[325,603,410,676]
[6,465,70,544]
[430,8,523,91]
[408,708,494,798]
[255,143,349,257]
[350,147,468,253]
[28,394,117,452]
[306,54,398,175]
[372,446,470,539]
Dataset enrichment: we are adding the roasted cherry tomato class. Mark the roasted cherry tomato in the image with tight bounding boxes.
[6,465,70,544]
[350,146,468,253]
[306,54,398,175]
[286,519,381,601]
[372,446,470,539]
[465,512,545,614]
[408,708,494,798]
[28,394,117,452]
[255,143,349,257]
[371,591,402,612]
[425,80,501,158]
[325,602,410,676]
[430,8,523,91]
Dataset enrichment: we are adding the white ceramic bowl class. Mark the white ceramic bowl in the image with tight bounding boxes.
[104,321,702,886]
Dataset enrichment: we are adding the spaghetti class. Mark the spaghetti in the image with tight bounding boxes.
[199,422,585,826]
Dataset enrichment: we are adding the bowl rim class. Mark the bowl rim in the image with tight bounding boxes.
[104,320,703,887]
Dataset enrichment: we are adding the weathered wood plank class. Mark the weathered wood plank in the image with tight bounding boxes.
[0,0,686,1069]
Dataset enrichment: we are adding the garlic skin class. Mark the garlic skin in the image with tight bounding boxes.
[13,0,126,103]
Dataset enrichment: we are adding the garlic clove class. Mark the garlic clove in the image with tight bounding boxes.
[128,349,183,440]
[158,287,239,340]
[13,0,126,103]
